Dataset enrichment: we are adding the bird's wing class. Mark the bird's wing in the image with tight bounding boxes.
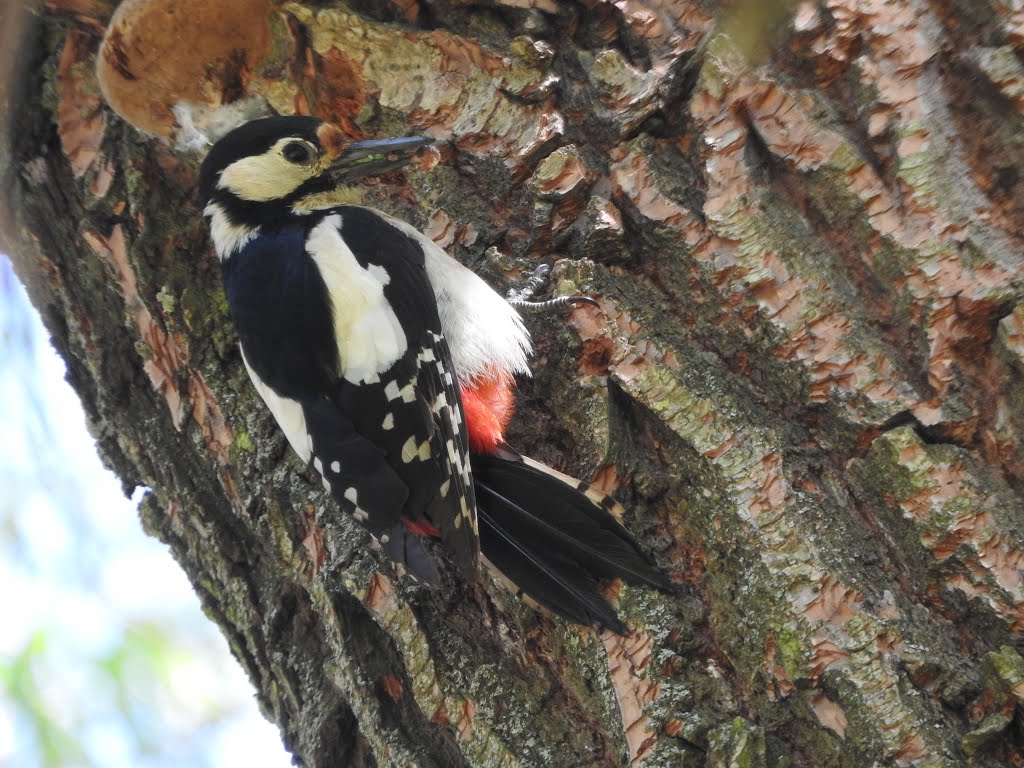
[224,210,478,581]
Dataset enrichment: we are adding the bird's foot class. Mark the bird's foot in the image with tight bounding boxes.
[505,263,598,313]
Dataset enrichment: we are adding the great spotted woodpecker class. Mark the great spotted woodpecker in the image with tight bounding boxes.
[198,116,667,633]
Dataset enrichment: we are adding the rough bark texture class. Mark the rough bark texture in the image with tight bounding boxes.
[4,1,1024,766]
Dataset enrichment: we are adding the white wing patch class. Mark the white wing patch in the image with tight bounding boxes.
[400,436,431,463]
[365,209,533,382]
[305,214,409,384]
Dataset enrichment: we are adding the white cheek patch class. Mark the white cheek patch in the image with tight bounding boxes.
[305,214,408,383]
[218,139,314,202]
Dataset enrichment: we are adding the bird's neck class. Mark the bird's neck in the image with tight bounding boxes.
[204,200,260,260]
[204,184,360,261]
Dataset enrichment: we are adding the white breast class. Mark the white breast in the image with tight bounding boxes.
[241,349,311,463]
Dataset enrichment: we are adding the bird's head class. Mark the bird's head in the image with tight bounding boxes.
[198,115,432,232]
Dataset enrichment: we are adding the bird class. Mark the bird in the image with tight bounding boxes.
[197,115,668,634]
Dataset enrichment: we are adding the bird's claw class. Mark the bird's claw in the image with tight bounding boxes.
[505,264,598,313]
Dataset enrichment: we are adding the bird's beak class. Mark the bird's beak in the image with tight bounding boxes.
[326,136,434,181]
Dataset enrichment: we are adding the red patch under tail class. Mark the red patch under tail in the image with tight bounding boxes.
[460,367,516,455]
[403,516,441,537]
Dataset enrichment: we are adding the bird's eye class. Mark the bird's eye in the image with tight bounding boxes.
[282,142,314,164]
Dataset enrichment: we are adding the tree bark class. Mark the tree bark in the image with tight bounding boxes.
[4,1,1024,765]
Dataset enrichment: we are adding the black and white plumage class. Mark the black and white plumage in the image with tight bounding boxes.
[198,116,667,632]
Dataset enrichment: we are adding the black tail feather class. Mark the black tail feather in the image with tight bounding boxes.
[478,505,628,635]
[475,481,666,589]
[473,452,668,634]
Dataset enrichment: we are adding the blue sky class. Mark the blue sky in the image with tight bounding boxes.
[0,256,291,767]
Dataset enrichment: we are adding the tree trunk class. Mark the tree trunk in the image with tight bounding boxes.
[4,1,1024,765]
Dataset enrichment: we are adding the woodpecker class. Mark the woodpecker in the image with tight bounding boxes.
[198,115,667,633]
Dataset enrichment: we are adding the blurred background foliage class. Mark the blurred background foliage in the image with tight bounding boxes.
[0,256,290,768]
